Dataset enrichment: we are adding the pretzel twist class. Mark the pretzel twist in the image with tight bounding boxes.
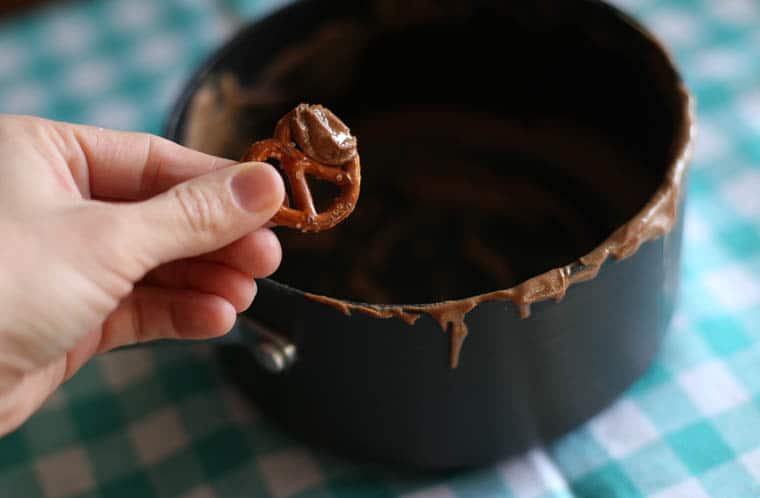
[242,107,361,232]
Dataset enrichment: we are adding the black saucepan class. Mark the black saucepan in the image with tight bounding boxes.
[164,0,694,469]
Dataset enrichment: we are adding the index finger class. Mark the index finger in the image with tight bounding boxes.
[59,121,237,200]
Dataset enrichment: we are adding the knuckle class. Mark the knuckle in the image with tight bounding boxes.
[173,183,226,236]
[138,134,164,195]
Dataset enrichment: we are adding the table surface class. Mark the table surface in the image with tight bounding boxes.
[1,0,760,497]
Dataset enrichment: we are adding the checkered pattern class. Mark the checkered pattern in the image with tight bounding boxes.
[0,0,759,496]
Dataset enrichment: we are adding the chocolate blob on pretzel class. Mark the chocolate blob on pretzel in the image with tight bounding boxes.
[243,104,361,232]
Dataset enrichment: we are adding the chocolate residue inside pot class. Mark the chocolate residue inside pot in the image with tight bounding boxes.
[184,21,369,157]
[182,7,694,368]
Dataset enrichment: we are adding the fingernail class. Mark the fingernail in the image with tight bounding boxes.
[231,162,284,213]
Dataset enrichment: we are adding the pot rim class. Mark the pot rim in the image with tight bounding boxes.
[164,0,696,311]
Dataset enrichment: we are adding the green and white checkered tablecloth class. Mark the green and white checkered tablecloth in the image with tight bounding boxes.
[1,0,759,496]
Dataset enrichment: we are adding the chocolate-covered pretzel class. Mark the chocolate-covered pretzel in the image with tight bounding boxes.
[243,104,361,232]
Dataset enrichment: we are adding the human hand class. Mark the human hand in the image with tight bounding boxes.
[0,115,285,435]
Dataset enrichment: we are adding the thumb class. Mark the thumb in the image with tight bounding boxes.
[123,161,285,265]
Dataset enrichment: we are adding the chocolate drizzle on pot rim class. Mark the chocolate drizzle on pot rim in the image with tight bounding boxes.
[304,94,694,368]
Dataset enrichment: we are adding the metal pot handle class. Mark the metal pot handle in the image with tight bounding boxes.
[215,315,298,374]
[115,316,297,373]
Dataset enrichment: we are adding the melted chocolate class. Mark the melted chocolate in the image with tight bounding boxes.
[290,104,358,165]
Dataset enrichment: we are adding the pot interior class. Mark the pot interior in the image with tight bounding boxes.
[186,1,685,304]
